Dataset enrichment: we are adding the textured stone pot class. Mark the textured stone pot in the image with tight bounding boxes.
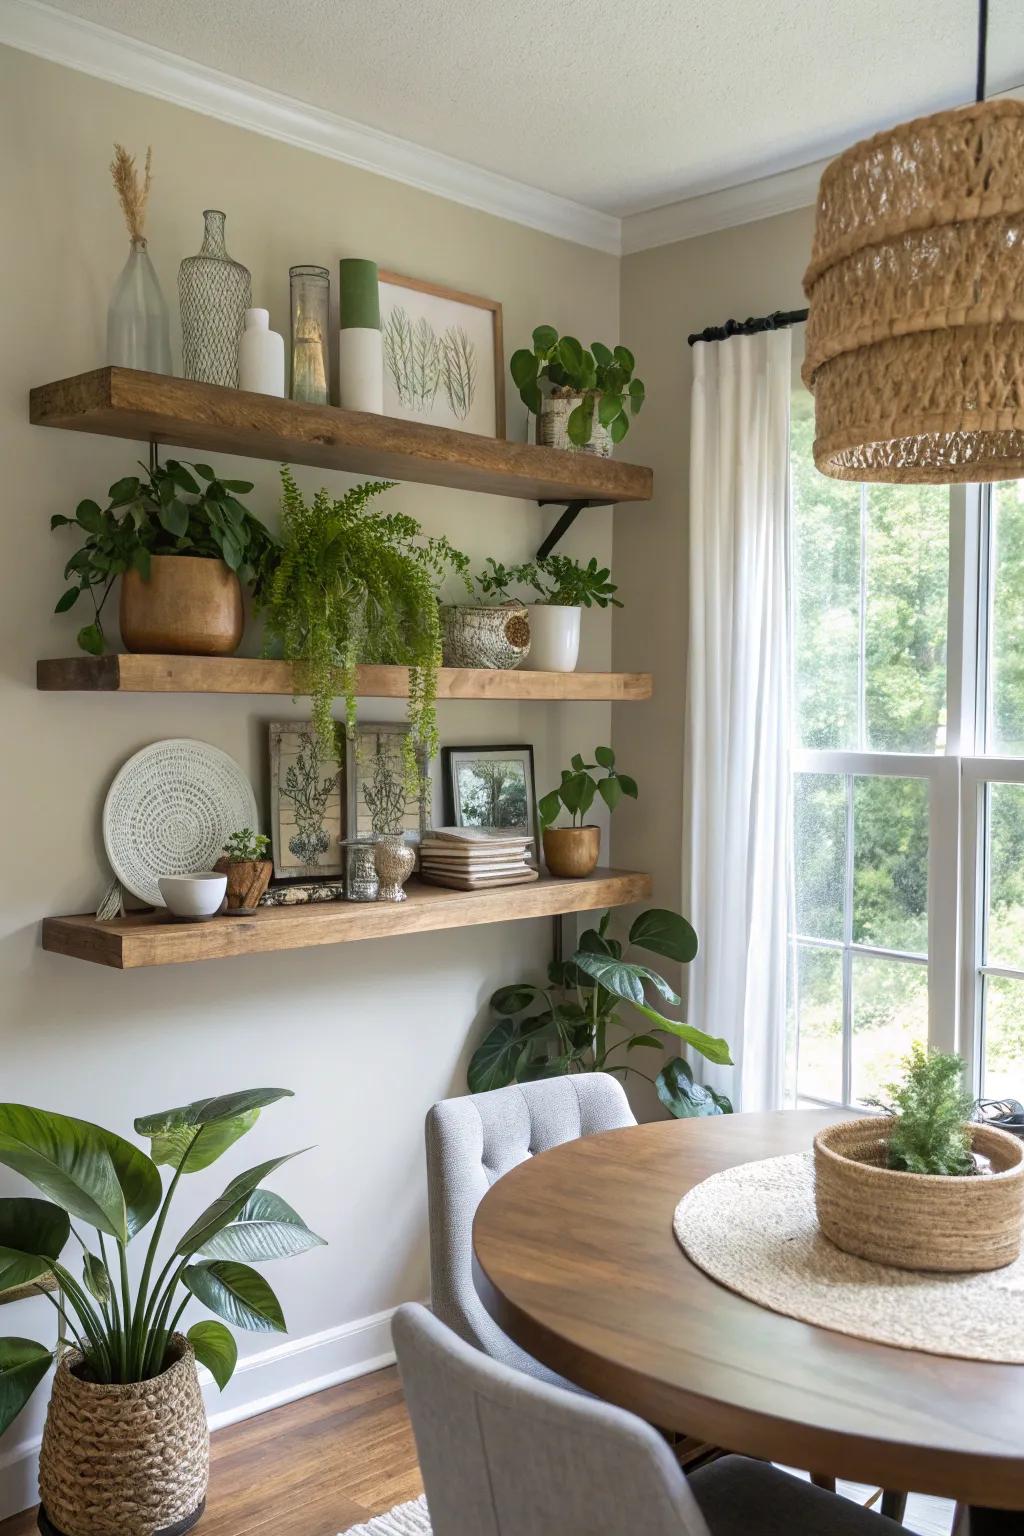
[120,556,244,656]
[374,833,416,901]
[213,856,272,913]
[814,1116,1024,1273]
[542,825,601,879]
[440,603,530,669]
[38,1335,208,1536]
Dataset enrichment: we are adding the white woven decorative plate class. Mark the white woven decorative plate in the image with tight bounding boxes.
[103,739,258,907]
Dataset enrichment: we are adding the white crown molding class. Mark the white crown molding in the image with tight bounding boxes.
[620,158,828,255]
[0,0,622,255]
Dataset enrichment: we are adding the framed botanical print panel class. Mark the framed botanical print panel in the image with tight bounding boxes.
[379,270,504,439]
[269,721,345,880]
[347,722,429,841]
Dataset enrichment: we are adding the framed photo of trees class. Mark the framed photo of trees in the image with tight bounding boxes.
[441,745,537,858]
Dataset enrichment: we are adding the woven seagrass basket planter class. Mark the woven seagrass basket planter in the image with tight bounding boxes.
[814,1116,1024,1274]
[38,1335,208,1536]
[803,98,1024,484]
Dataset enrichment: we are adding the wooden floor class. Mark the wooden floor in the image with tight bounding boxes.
[0,1367,960,1536]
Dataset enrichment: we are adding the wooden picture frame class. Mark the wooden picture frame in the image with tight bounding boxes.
[441,744,537,857]
[268,721,345,881]
[346,722,429,842]
[379,269,505,440]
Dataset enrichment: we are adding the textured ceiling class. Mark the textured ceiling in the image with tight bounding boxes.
[41,0,1024,215]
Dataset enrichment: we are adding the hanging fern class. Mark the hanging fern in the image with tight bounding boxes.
[260,469,470,792]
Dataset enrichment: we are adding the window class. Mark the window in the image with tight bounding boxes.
[786,390,1024,1108]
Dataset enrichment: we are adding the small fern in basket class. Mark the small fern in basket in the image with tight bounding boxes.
[869,1045,976,1176]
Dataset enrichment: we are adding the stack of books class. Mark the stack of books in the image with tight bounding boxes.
[419,827,538,890]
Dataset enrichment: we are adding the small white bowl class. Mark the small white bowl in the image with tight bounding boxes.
[158,872,227,921]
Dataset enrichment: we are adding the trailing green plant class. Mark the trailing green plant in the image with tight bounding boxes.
[475,554,620,609]
[510,325,645,446]
[468,908,732,1116]
[538,746,637,829]
[51,460,278,656]
[868,1044,977,1176]
[0,1089,324,1433]
[260,468,470,790]
[221,829,270,863]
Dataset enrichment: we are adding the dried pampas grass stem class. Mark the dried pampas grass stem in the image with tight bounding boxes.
[110,143,153,245]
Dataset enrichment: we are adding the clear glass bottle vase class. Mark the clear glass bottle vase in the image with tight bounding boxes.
[178,210,252,388]
[107,237,173,374]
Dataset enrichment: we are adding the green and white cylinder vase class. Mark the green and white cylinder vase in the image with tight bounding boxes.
[339,258,383,414]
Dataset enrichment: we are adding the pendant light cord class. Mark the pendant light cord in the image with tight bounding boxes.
[976,0,989,102]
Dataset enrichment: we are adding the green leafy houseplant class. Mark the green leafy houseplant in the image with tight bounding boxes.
[869,1045,977,1175]
[0,1088,323,1435]
[539,746,637,828]
[476,554,621,609]
[221,829,270,863]
[51,460,278,655]
[260,469,470,789]
[469,908,733,1116]
[510,325,645,447]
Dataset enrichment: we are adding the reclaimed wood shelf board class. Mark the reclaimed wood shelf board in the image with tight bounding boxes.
[29,369,654,506]
[36,654,653,700]
[42,869,653,970]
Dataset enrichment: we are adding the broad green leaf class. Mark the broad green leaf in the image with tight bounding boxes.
[518,1053,571,1082]
[609,412,630,444]
[598,775,623,812]
[146,1112,258,1175]
[625,1034,664,1052]
[192,463,216,480]
[107,476,140,506]
[537,789,562,828]
[76,622,105,656]
[0,1247,54,1293]
[594,746,615,769]
[629,378,645,411]
[75,499,103,531]
[136,1089,293,1174]
[598,392,622,428]
[628,909,699,965]
[54,587,80,613]
[182,1261,286,1333]
[467,1019,531,1093]
[577,928,621,961]
[572,954,681,1008]
[0,1199,69,1290]
[590,341,613,366]
[49,514,72,529]
[490,984,539,1016]
[531,324,559,352]
[82,1251,111,1305]
[521,380,542,414]
[510,349,538,389]
[0,1339,52,1435]
[157,498,189,537]
[197,1190,325,1263]
[656,1059,725,1118]
[175,1152,305,1256]
[131,546,151,581]
[617,774,638,799]
[566,399,594,447]
[559,770,596,819]
[220,479,254,494]
[168,462,200,494]
[187,1319,238,1390]
[613,345,635,372]
[642,1014,733,1066]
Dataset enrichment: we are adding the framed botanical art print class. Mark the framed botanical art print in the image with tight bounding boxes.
[269,722,345,880]
[441,745,537,855]
[347,722,429,842]
[379,270,505,439]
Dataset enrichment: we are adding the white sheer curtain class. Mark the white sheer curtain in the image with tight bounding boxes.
[683,329,792,1113]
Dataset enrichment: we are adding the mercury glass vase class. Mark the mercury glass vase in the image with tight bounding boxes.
[107,237,173,373]
[342,837,380,902]
[178,210,252,387]
[289,265,331,404]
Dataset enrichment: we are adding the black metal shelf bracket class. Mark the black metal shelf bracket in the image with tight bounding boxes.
[536,499,603,559]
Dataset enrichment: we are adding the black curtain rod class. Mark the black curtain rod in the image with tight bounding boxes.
[687,308,808,347]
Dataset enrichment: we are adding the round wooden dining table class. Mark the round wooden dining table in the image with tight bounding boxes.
[472,1110,1023,1534]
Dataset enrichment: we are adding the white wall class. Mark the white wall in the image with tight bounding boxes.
[0,44,620,1511]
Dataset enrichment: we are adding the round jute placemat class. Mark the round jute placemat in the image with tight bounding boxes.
[673,1151,1024,1363]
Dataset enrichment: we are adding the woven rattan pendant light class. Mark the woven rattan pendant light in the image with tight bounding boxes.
[802,0,1024,483]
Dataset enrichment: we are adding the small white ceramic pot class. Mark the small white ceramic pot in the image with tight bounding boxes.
[340,327,384,413]
[524,605,581,672]
[158,872,227,921]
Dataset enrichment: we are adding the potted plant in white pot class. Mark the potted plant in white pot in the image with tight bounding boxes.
[538,747,637,878]
[52,459,277,657]
[0,1088,323,1536]
[510,326,645,455]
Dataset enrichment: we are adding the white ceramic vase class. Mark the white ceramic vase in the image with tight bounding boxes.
[525,605,581,672]
[340,327,384,413]
[238,308,285,396]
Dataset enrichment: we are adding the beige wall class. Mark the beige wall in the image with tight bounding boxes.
[0,44,620,1502]
[612,209,815,940]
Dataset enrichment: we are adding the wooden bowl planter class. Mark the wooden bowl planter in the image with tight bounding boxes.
[38,1335,208,1536]
[543,825,600,879]
[120,555,244,656]
[814,1116,1024,1273]
[214,856,273,914]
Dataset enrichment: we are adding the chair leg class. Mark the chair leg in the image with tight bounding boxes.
[811,1474,837,1492]
[880,1491,908,1523]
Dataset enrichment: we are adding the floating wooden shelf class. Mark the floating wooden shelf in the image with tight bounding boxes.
[36,655,652,700]
[30,369,654,506]
[42,869,652,970]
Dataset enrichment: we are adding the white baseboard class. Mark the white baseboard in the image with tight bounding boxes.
[0,1306,401,1521]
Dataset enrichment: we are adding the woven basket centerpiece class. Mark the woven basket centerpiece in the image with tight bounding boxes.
[803,99,1024,483]
[38,1335,208,1536]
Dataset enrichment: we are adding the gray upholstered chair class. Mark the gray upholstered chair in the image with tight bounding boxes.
[425,1074,635,1383]
[394,1303,906,1536]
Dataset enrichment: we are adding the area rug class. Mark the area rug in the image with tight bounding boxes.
[340,1496,430,1535]
[673,1151,1024,1362]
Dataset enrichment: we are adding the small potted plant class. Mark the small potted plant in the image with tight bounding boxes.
[538,747,637,878]
[0,1089,322,1536]
[510,326,645,455]
[438,558,532,671]
[814,1045,1024,1272]
[471,554,620,673]
[215,827,273,912]
[52,459,277,657]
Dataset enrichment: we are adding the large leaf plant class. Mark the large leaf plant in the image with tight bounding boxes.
[468,908,734,1117]
[0,1088,323,1434]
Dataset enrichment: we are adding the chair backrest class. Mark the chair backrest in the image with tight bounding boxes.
[394,1302,711,1536]
[425,1075,635,1370]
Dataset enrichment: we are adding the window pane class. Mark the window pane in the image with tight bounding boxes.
[990,481,1024,756]
[792,944,844,1104]
[983,975,1024,1102]
[986,782,1024,970]
[794,773,845,941]
[791,395,859,749]
[852,776,928,955]
[865,484,948,753]
[851,955,927,1105]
